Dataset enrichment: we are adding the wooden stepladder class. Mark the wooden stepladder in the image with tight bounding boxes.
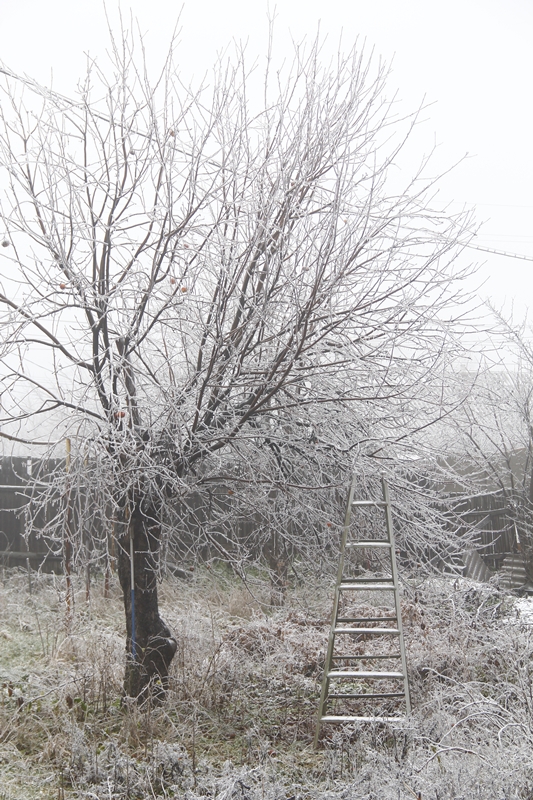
[315,477,411,746]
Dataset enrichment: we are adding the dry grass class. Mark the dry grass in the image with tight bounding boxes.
[1,566,533,799]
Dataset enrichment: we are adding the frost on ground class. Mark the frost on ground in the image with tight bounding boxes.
[0,568,533,799]
[512,596,533,625]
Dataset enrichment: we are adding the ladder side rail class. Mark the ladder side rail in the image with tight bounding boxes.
[335,473,359,590]
[382,477,411,714]
[315,584,341,744]
[314,474,358,748]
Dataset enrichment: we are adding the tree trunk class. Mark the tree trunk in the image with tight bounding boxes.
[117,501,177,702]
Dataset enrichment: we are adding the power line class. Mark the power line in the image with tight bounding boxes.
[3,62,533,268]
[469,202,533,210]
[466,243,533,262]
[0,62,220,166]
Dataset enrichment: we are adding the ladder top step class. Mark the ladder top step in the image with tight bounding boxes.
[339,583,395,591]
[334,627,399,635]
[320,715,404,724]
[351,500,388,507]
[346,541,391,548]
[328,670,404,679]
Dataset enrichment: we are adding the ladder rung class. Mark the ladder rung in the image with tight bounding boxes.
[320,716,403,723]
[339,583,395,591]
[334,627,399,635]
[337,617,397,624]
[342,576,393,582]
[351,501,387,507]
[333,654,400,661]
[328,692,406,700]
[346,541,391,548]
[328,670,404,679]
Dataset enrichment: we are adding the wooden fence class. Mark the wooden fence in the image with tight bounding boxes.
[0,456,63,571]
[0,456,524,576]
[450,491,517,570]
[0,456,275,573]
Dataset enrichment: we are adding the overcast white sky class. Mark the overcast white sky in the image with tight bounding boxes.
[1,0,532,318]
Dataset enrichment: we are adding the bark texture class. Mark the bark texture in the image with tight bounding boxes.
[117,502,177,701]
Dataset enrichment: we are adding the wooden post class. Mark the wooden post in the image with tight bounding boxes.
[84,454,90,604]
[64,438,74,628]
[126,504,136,662]
[104,518,114,599]
[130,527,136,661]
[104,537,111,600]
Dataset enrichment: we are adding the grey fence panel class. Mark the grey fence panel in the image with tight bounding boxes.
[1,455,524,576]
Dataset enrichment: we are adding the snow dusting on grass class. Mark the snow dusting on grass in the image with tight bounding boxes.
[1,568,533,798]
[513,595,533,624]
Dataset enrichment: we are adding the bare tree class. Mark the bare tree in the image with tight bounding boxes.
[0,29,475,698]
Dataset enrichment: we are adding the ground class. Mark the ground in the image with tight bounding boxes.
[0,565,532,799]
